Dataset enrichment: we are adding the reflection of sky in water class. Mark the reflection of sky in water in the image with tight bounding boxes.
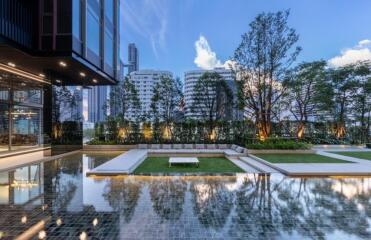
[0,152,370,239]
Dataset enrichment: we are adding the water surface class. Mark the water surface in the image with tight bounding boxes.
[0,152,370,239]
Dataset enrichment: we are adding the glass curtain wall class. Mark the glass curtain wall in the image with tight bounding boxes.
[0,70,46,153]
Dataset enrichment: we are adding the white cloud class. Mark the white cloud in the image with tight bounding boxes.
[328,39,371,67]
[194,35,236,70]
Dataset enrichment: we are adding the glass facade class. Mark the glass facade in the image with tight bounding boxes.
[0,69,46,152]
[86,0,101,65]
[104,0,114,74]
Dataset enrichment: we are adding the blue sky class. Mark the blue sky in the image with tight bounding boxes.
[120,0,371,79]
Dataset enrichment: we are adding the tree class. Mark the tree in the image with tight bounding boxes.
[285,61,327,139]
[191,72,233,135]
[322,62,370,139]
[232,10,301,141]
[150,76,183,139]
[109,77,141,121]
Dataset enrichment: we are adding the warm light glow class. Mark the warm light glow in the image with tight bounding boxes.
[209,129,216,141]
[7,62,15,67]
[143,124,152,140]
[118,128,128,140]
[0,231,4,238]
[11,180,38,188]
[59,61,67,67]
[92,218,98,226]
[38,230,46,239]
[39,73,45,77]
[21,216,27,224]
[80,72,86,77]
[56,218,62,226]
[0,63,49,84]
[92,78,98,83]
[79,231,87,240]
[41,204,48,211]
[162,126,172,140]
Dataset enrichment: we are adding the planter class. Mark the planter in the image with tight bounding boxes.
[83,145,137,151]
[248,149,315,154]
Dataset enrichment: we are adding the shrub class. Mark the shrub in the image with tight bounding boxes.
[246,139,310,150]
[366,143,371,149]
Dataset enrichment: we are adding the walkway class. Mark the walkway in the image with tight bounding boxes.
[239,156,278,173]
[229,158,261,173]
[87,149,148,175]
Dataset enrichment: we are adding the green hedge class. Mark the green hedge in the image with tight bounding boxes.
[366,143,371,149]
[246,139,311,150]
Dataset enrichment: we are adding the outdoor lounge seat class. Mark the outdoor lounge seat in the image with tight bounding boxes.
[137,144,148,149]
[162,144,172,149]
[217,144,228,149]
[206,144,217,149]
[184,144,194,149]
[173,144,183,149]
[150,144,161,149]
[147,149,224,154]
[195,144,205,149]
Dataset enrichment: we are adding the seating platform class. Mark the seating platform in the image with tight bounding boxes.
[169,157,199,167]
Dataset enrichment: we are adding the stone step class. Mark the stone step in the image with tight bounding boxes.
[230,159,261,173]
[239,156,278,173]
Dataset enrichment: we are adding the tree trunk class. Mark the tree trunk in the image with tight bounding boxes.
[257,120,271,141]
[297,122,305,139]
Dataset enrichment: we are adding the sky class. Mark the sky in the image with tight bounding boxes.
[120,0,371,79]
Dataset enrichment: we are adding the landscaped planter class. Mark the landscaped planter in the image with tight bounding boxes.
[248,149,315,154]
[83,144,137,151]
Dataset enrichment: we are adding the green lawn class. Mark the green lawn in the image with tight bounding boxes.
[330,151,371,160]
[255,154,352,164]
[134,157,244,174]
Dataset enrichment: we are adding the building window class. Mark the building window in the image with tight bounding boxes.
[86,0,101,64]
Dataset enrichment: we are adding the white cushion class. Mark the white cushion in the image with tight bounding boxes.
[173,144,183,149]
[151,144,160,149]
[184,144,193,149]
[236,147,244,153]
[206,144,216,149]
[231,144,238,150]
[217,144,228,149]
[195,144,205,149]
[162,144,172,149]
[137,144,148,149]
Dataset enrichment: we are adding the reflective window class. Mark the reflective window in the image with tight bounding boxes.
[13,89,42,105]
[0,103,9,152]
[86,0,101,57]
[104,0,114,23]
[72,0,81,41]
[104,30,114,68]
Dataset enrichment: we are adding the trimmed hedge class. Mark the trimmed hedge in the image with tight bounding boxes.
[366,143,371,149]
[246,140,311,150]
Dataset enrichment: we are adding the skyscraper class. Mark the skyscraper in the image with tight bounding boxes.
[128,43,139,74]
[88,86,108,123]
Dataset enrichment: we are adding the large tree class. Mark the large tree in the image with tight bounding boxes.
[150,76,183,138]
[232,10,301,141]
[109,77,141,121]
[285,61,327,139]
[191,72,233,133]
[323,62,370,139]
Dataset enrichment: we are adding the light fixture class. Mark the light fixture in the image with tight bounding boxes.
[92,218,98,227]
[56,218,63,226]
[92,78,98,83]
[79,231,87,240]
[21,216,27,224]
[8,62,16,67]
[38,230,46,239]
[21,82,26,86]
[39,73,45,77]
[80,72,86,77]
[56,79,61,83]
[59,61,67,67]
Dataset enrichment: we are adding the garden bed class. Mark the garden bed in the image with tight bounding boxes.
[133,157,244,174]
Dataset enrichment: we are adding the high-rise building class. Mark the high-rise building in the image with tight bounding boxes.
[184,67,243,120]
[128,43,139,74]
[0,0,121,155]
[127,70,173,121]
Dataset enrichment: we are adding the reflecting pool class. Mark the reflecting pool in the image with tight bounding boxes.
[0,152,370,239]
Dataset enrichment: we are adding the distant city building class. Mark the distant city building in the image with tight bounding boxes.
[127,43,139,74]
[88,86,108,123]
[127,70,173,121]
[184,67,243,120]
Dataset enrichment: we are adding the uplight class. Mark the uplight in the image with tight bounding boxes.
[59,61,67,67]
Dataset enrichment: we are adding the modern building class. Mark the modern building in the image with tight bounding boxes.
[184,67,243,121]
[127,70,173,121]
[0,0,121,155]
[127,43,139,74]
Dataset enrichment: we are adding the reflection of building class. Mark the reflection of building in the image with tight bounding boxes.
[127,43,139,74]
[88,86,108,123]
[184,68,243,120]
[0,0,122,155]
[127,70,173,121]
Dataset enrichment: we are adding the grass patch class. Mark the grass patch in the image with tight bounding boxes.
[134,157,244,174]
[329,151,371,160]
[255,154,352,164]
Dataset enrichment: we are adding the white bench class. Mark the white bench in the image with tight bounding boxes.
[169,157,199,167]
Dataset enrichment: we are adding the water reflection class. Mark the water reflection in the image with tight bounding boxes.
[0,152,370,239]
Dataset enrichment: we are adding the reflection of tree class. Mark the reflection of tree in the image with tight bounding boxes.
[149,177,187,221]
[191,177,234,229]
[103,177,142,222]
[228,174,371,239]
